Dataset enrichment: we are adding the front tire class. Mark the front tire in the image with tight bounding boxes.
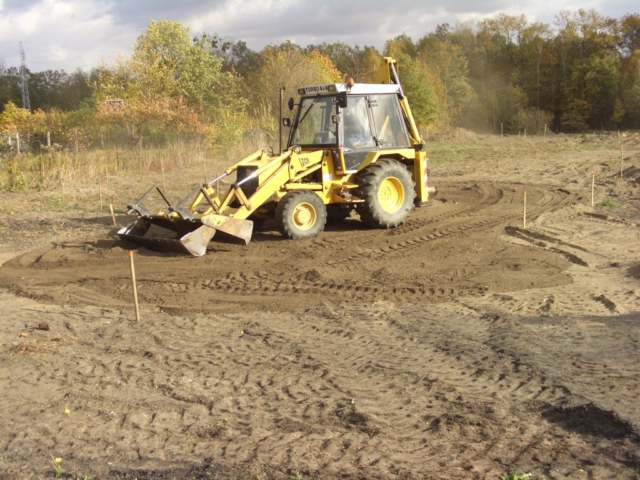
[355,159,415,228]
[275,190,327,239]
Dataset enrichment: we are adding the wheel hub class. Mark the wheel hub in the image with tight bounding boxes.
[293,203,316,230]
[378,177,404,213]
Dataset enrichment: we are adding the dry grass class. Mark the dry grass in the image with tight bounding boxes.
[8,333,77,355]
[0,129,269,193]
[1,141,206,191]
[0,132,271,219]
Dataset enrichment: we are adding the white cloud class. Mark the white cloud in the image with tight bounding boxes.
[0,0,133,71]
[0,0,633,72]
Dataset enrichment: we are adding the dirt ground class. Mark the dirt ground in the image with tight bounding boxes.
[0,133,639,479]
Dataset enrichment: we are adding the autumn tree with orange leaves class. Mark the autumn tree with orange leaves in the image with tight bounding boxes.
[94,20,248,148]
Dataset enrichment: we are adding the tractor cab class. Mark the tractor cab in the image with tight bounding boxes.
[287,83,413,172]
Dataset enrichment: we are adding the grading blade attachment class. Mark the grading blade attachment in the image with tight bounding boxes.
[118,214,253,257]
[200,215,253,245]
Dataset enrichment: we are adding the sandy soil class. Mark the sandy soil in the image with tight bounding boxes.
[0,133,639,479]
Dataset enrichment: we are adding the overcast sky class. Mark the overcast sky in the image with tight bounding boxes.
[0,0,637,73]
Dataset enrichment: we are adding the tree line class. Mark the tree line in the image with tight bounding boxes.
[0,10,639,153]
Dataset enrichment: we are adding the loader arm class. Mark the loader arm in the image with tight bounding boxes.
[118,147,325,256]
[194,147,325,220]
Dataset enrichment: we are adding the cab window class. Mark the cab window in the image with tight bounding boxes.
[369,95,410,148]
[291,96,337,146]
[342,96,375,150]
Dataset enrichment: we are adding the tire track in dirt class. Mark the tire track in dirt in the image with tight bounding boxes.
[30,300,633,479]
[143,273,488,305]
[208,183,572,314]
[324,184,571,268]
[11,299,628,479]
[0,181,576,315]
[386,181,502,236]
[164,183,572,310]
[243,182,488,256]
[472,206,640,319]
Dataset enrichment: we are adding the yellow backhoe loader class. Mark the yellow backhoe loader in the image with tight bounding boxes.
[118,57,435,256]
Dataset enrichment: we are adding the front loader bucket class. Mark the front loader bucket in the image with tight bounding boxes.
[200,215,253,245]
[118,214,253,257]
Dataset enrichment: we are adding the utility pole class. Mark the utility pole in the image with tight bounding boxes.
[20,42,31,112]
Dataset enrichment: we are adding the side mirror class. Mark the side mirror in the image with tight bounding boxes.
[283,118,291,127]
[337,91,347,109]
[331,114,338,125]
[287,97,295,111]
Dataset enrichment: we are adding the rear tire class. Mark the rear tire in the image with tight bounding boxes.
[276,190,327,239]
[355,159,415,228]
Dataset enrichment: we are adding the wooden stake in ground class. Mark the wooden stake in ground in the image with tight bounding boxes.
[620,142,624,179]
[128,251,141,322]
[109,204,117,227]
[501,123,504,137]
[523,191,527,229]
[99,185,103,212]
[591,172,595,208]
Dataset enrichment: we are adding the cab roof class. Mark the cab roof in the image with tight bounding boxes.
[297,83,402,97]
